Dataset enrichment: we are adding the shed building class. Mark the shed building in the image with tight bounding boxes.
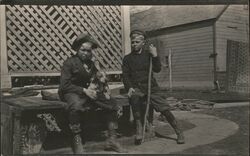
[131,5,249,93]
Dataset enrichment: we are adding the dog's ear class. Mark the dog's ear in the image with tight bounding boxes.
[90,76,96,83]
[102,71,108,81]
[96,71,102,78]
[92,59,100,69]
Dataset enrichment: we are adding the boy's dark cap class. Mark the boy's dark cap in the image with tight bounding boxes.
[130,30,147,39]
[71,33,99,51]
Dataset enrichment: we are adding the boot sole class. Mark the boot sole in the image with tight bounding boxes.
[135,139,142,145]
[177,141,185,144]
[104,146,128,153]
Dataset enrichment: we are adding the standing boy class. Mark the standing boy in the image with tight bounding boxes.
[122,30,185,145]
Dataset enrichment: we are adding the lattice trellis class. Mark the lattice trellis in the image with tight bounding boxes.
[6,5,123,74]
[227,40,249,93]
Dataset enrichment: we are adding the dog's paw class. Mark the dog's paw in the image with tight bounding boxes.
[116,106,123,118]
[104,92,111,100]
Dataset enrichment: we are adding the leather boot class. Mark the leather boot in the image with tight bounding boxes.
[105,122,127,153]
[167,118,185,144]
[135,120,143,145]
[72,133,84,154]
[162,111,185,144]
[175,128,185,144]
[69,124,84,154]
[105,136,128,153]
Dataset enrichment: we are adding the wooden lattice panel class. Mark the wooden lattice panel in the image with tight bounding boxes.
[6,5,122,74]
[227,40,249,93]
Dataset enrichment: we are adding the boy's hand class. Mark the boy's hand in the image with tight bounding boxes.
[104,92,111,100]
[116,107,123,118]
[149,44,157,57]
[127,88,135,97]
[83,88,97,99]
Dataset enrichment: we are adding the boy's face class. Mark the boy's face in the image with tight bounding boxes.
[131,34,145,53]
[77,42,93,61]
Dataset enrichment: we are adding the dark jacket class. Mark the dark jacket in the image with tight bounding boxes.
[58,55,98,101]
[122,47,162,93]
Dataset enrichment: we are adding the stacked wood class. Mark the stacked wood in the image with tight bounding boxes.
[166,97,215,111]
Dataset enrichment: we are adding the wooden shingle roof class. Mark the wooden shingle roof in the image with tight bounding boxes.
[131,5,227,31]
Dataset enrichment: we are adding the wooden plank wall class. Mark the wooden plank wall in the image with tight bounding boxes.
[154,25,214,89]
[5,5,123,77]
[215,5,248,92]
[1,6,12,89]
[215,5,249,72]
[121,6,131,56]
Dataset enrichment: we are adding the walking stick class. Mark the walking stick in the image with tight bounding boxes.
[142,56,153,142]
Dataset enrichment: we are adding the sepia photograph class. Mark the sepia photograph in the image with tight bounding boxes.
[0,0,249,155]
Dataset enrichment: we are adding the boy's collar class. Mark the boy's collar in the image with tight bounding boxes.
[133,48,143,55]
[135,49,142,54]
[74,55,93,64]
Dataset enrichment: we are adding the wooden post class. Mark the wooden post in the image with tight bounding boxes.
[1,5,11,89]
[142,56,152,142]
[121,6,134,123]
[212,23,218,89]
[121,5,131,56]
[168,49,172,92]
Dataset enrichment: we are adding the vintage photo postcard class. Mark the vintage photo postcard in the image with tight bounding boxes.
[1,0,249,155]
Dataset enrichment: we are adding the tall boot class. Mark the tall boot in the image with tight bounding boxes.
[135,120,143,145]
[105,122,127,153]
[130,98,143,145]
[162,111,185,144]
[72,133,84,154]
[69,124,84,154]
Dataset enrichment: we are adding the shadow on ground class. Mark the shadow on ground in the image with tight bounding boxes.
[173,106,249,156]
[41,117,195,153]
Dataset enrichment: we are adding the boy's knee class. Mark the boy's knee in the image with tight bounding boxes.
[68,99,89,112]
[69,123,81,134]
[133,111,141,119]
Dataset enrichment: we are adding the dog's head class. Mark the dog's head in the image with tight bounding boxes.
[89,71,110,99]
[95,71,108,83]
[89,71,108,91]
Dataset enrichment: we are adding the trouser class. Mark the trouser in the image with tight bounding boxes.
[129,88,171,118]
[63,93,119,134]
[129,88,180,129]
[129,89,184,144]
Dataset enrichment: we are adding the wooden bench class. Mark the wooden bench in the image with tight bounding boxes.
[1,95,130,155]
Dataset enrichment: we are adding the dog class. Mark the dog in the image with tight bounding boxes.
[88,71,111,100]
[87,71,123,118]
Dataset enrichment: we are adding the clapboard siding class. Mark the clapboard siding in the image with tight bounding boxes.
[165,40,214,48]
[173,64,213,69]
[154,26,214,88]
[215,5,249,71]
[130,5,248,90]
[216,31,248,41]
[219,17,249,24]
[172,46,214,53]
[162,27,213,39]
